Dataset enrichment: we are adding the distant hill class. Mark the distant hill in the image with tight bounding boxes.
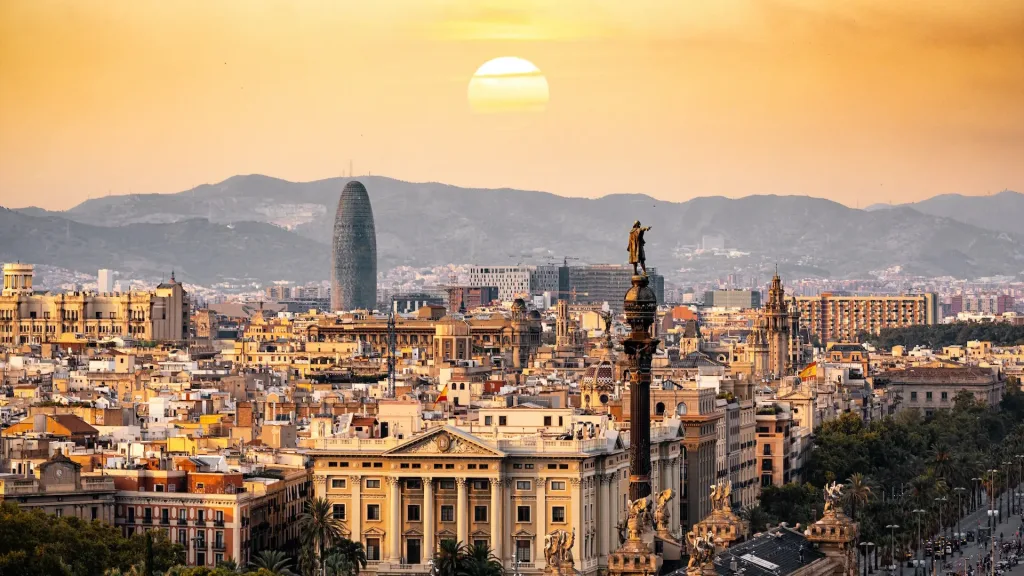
[903,190,1023,235]
[5,175,1024,283]
[0,207,328,285]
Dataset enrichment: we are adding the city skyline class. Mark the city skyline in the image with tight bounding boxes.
[2,0,1023,210]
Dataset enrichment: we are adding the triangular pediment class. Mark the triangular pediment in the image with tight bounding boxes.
[512,529,536,538]
[471,529,490,537]
[404,528,424,536]
[363,527,386,536]
[437,529,457,537]
[383,426,505,457]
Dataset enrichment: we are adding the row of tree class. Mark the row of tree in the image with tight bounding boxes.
[862,322,1024,349]
[0,496,505,576]
[744,380,1024,563]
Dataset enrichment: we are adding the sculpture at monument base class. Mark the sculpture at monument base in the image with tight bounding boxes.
[543,528,576,576]
[654,489,676,534]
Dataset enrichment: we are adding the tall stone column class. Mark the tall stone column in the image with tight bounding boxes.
[490,477,503,560]
[456,477,469,545]
[599,474,611,558]
[423,477,435,561]
[534,479,547,565]
[388,476,402,561]
[571,478,582,561]
[351,475,362,545]
[503,478,514,566]
[624,274,659,502]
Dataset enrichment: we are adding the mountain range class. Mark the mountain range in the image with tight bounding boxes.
[4,176,1023,285]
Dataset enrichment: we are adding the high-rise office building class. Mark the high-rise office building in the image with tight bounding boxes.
[703,290,761,309]
[97,269,113,294]
[331,181,378,311]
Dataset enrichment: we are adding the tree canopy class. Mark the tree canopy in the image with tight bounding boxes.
[862,322,1024,349]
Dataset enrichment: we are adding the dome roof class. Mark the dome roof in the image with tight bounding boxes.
[582,359,615,390]
[528,309,541,320]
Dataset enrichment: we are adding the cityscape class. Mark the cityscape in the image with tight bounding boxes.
[2,3,1024,576]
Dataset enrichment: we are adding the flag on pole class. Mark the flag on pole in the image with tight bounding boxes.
[437,384,448,403]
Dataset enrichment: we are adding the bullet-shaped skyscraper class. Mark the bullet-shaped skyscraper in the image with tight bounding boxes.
[331,181,377,311]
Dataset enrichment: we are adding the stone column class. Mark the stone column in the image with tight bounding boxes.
[423,477,435,562]
[503,478,514,566]
[456,477,469,545]
[351,475,362,545]
[534,479,546,565]
[388,476,402,561]
[670,458,680,534]
[490,477,503,560]
[599,474,611,558]
[571,478,582,562]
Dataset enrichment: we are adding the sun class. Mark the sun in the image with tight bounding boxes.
[467,57,549,114]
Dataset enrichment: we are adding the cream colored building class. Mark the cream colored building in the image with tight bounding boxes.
[1,263,190,345]
[305,417,686,576]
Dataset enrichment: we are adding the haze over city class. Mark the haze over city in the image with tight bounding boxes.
[2,0,1023,210]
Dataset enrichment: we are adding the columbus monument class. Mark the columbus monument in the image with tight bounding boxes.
[607,220,662,576]
[331,180,377,311]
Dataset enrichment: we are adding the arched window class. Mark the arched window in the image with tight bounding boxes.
[675,402,688,416]
[655,402,666,416]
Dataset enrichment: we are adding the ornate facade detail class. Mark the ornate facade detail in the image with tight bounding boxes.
[686,531,717,573]
[385,476,400,486]
[654,489,675,533]
[543,528,576,574]
[313,474,327,487]
[456,477,468,488]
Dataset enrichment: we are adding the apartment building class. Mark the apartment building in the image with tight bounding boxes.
[796,293,938,343]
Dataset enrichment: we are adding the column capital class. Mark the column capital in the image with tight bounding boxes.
[570,478,582,487]
[386,476,401,486]
[313,474,327,487]
[423,476,434,485]
[456,477,468,487]
[502,477,514,489]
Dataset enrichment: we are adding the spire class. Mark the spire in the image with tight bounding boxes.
[170,270,176,283]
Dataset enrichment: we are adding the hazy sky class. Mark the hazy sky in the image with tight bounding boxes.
[2,0,1023,210]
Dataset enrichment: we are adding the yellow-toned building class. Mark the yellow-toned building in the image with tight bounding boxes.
[0,263,190,346]
[305,417,686,576]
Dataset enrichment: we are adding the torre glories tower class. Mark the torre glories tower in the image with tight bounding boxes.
[331,180,377,311]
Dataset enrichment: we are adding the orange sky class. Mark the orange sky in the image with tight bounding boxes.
[1,0,1023,210]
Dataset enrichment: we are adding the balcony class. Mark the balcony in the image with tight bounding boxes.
[194,519,207,526]
[194,541,207,550]
[142,517,153,525]
[213,542,226,552]
[214,519,225,527]
[160,517,170,525]
[177,518,188,526]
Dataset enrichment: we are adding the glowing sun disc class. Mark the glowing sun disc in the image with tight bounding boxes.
[468,57,549,113]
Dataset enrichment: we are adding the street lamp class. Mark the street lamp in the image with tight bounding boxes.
[913,509,926,576]
[988,469,999,531]
[860,541,876,576]
[935,497,948,541]
[887,524,900,576]
[1004,461,1013,520]
[953,487,966,545]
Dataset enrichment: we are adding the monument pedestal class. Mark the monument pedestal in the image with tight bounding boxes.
[607,538,662,576]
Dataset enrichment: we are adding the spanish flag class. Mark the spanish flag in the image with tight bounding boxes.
[437,384,449,403]
[799,363,817,380]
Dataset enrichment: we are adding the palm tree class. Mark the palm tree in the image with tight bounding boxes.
[461,543,503,576]
[217,557,243,573]
[299,497,344,567]
[250,550,298,576]
[434,540,467,576]
[323,550,356,576]
[844,473,874,521]
[325,539,367,576]
[740,506,773,534]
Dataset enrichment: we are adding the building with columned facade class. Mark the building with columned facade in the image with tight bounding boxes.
[305,411,688,576]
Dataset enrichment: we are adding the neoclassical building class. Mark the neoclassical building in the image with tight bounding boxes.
[0,263,190,345]
[306,414,687,576]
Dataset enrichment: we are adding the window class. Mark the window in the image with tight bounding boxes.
[516,540,531,562]
[92,506,98,520]
[474,539,488,550]
[472,480,488,490]
[474,506,488,522]
[154,484,164,492]
[525,464,534,470]
[367,504,381,521]
[552,507,566,523]
[441,506,455,522]
[548,464,557,470]
[366,538,381,561]
[762,445,772,456]
[332,478,347,489]
[485,416,493,426]
[178,529,187,544]
[468,464,477,469]
[499,416,507,426]
[55,509,63,517]
[910,391,918,401]
[926,391,933,401]
[366,479,381,489]
[406,479,422,490]
[215,510,223,523]
[544,416,552,426]
[550,481,566,491]
[333,504,346,520]
[440,480,455,490]
[513,464,522,469]
[517,506,531,523]
[559,464,568,470]
[941,391,949,401]
[408,504,421,522]
[516,480,532,491]
[197,510,205,522]
[196,483,205,491]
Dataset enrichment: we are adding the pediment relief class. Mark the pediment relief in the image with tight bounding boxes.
[384,427,503,457]
[363,527,386,536]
